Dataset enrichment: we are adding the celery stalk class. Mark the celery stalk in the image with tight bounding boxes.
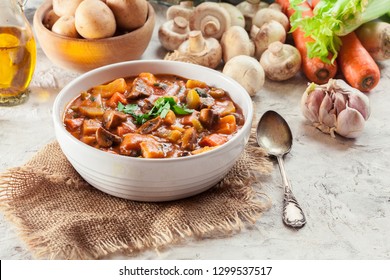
[289,0,390,64]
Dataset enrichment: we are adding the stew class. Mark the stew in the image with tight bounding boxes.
[63,72,245,158]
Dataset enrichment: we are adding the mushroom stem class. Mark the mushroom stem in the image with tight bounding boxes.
[172,16,189,34]
[268,41,284,58]
[260,41,302,81]
[188,30,206,53]
[189,2,231,40]
[201,16,221,37]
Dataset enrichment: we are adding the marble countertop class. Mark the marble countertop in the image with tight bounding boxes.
[1,0,389,260]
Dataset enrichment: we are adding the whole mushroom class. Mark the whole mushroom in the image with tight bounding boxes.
[166,1,194,21]
[189,2,231,40]
[252,7,290,32]
[250,20,286,59]
[223,55,265,97]
[260,41,302,81]
[165,30,222,69]
[218,2,245,29]
[221,26,255,63]
[158,16,190,51]
[236,0,269,32]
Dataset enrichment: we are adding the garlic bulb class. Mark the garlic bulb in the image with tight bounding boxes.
[301,79,370,138]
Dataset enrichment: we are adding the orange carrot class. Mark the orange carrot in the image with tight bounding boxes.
[275,0,338,84]
[64,118,83,130]
[337,32,380,92]
[199,134,227,147]
[106,92,127,108]
[216,115,237,135]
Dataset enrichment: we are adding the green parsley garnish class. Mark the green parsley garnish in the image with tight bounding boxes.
[118,97,193,125]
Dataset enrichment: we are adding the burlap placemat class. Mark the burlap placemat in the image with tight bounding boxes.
[0,133,272,260]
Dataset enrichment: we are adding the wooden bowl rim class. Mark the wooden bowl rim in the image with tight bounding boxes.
[33,0,155,43]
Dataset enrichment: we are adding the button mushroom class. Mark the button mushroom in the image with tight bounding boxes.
[164,30,222,69]
[96,127,122,148]
[236,0,269,31]
[166,1,194,21]
[189,2,231,40]
[222,55,265,97]
[221,25,255,63]
[218,2,245,29]
[252,7,290,32]
[158,16,190,51]
[250,20,286,59]
[260,41,302,81]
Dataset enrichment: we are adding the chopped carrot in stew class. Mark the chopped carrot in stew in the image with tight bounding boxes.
[106,92,127,108]
[199,134,228,147]
[63,73,245,158]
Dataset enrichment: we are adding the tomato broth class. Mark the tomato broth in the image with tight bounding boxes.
[63,72,245,158]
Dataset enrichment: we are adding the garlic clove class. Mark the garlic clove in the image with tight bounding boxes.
[318,93,336,128]
[301,87,325,123]
[335,104,366,138]
[333,91,347,115]
[348,94,370,120]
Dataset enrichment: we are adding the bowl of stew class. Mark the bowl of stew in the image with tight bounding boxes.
[53,60,253,201]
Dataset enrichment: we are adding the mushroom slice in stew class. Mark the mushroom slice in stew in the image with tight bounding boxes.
[125,77,154,99]
[96,127,121,148]
[103,110,127,130]
[137,117,163,135]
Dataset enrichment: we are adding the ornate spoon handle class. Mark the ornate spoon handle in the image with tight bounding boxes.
[276,156,306,228]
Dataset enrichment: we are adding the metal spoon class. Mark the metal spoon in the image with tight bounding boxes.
[256,110,306,228]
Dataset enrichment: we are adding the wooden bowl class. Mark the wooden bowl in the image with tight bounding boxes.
[33,0,155,73]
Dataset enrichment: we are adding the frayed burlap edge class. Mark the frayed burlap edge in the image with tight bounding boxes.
[0,132,273,260]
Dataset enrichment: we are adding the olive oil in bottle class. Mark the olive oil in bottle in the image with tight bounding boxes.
[0,0,36,106]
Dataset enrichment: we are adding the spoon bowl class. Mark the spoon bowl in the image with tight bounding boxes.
[256,110,306,228]
[256,111,293,156]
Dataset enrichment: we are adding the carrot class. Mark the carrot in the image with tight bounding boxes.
[64,118,83,130]
[337,32,380,92]
[106,92,127,108]
[275,0,338,84]
[140,141,164,158]
[199,134,228,147]
[216,115,237,135]
[310,0,320,8]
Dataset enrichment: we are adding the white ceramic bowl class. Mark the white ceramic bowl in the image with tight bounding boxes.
[53,60,253,201]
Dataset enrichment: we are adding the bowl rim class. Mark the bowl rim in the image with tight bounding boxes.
[34,0,155,42]
[53,60,254,163]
